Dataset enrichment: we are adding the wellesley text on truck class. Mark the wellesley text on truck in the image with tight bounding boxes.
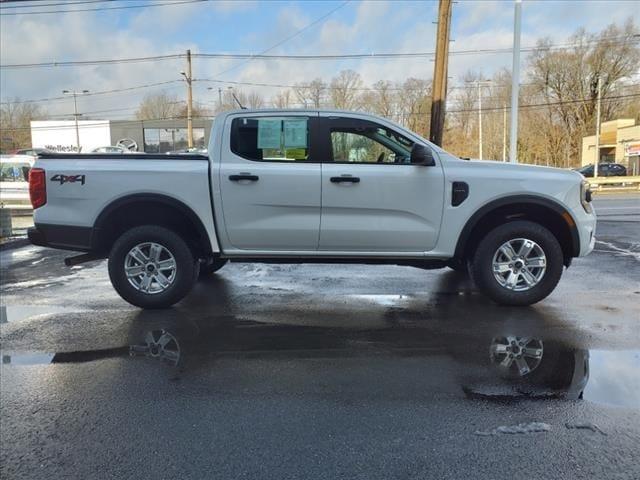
[28,109,596,309]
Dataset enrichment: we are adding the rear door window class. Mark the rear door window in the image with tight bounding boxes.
[230,117,311,162]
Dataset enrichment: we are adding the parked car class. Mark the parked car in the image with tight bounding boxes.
[0,154,33,208]
[165,147,208,155]
[27,109,596,309]
[13,148,52,158]
[576,163,627,177]
[91,146,130,154]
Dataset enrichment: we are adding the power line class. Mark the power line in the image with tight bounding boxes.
[197,77,640,93]
[3,76,638,106]
[3,36,636,69]
[2,115,215,132]
[0,54,184,69]
[207,0,351,80]
[0,0,208,15]
[0,1,115,9]
[0,80,182,105]
[4,92,638,129]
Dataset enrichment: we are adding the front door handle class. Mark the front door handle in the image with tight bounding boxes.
[330,176,360,184]
[229,174,259,182]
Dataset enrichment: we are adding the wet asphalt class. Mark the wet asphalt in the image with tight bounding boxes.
[1,194,639,479]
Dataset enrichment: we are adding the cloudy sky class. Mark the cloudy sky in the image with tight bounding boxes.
[1,0,637,118]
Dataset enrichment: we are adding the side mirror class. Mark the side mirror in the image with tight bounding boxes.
[410,144,435,166]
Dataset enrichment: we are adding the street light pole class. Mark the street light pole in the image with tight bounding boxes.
[62,89,89,151]
[478,82,483,160]
[509,0,522,163]
[594,76,602,178]
[502,103,507,162]
[180,49,194,149]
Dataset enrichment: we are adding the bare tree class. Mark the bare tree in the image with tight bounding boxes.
[307,78,327,108]
[293,78,327,108]
[527,19,640,165]
[135,91,183,120]
[247,91,265,109]
[293,83,310,108]
[397,78,431,136]
[360,80,395,119]
[272,90,293,108]
[0,99,46,152]
[330,70,363,109]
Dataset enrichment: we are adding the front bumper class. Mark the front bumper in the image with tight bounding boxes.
[576,212,597,257]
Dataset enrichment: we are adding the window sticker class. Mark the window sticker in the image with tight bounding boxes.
[257,118,282,149]
[283,119,307,148]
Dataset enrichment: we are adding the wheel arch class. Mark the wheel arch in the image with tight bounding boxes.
[92,193,213,257]
[454,195,580,265]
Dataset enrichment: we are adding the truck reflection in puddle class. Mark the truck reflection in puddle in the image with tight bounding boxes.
[1,273,636,407]
[125,322,589,402]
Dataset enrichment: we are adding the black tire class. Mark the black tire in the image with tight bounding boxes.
[108,225,198,309]
[198,258,228,278]
[469,221,564,306]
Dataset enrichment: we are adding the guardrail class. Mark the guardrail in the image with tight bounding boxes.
[587,176,640,194]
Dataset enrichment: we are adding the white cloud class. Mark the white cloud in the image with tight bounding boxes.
[1,0,637,118]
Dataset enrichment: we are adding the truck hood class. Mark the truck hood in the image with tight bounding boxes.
[456,158,583,181]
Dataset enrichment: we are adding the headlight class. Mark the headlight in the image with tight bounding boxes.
[580,180,593,213]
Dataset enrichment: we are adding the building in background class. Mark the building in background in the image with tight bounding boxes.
[581,119,640,175]
[30,118,212,153]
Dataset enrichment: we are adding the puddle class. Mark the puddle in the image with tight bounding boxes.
[1,304,639,410]
[582,350,640,408]
[1,353,54,365]
[475,422,552,436]
[350,294,413,306]
[1,348,128,366]
[0,305,80,323]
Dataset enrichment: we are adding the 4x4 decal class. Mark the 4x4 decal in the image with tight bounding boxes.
[50,174,86,185]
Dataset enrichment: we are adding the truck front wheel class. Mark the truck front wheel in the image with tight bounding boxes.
[108,225,199,309]
[469,221,564,306]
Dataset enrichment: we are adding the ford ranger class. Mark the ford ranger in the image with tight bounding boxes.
[27,109,596,308]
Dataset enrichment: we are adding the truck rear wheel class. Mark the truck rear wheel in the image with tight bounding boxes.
[469,221,564,306]
[108,225,198,309]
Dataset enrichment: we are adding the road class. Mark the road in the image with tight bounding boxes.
[1,194,639,479]
[592,192,640,222]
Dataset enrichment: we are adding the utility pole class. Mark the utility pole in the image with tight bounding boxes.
[207,86,225,112]
[502,103,507,162]
[509,0,522,163]
[594,76,602,178]
[62,89,89,152]
[180,49,194,148]
[429,0,453,147]
[478,82,483,160]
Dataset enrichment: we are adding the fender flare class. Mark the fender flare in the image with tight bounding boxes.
[92,193,213,254]
[454,194,580,259]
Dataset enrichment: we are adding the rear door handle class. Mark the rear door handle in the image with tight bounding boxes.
[229,174,259,182]
[330,176,360,183]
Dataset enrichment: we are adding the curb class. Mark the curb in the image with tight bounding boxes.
[0,237,30,252]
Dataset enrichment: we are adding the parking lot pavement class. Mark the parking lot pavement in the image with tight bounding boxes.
[1,198,639,479]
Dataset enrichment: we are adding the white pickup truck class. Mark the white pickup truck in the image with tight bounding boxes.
[28,109,596,308]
